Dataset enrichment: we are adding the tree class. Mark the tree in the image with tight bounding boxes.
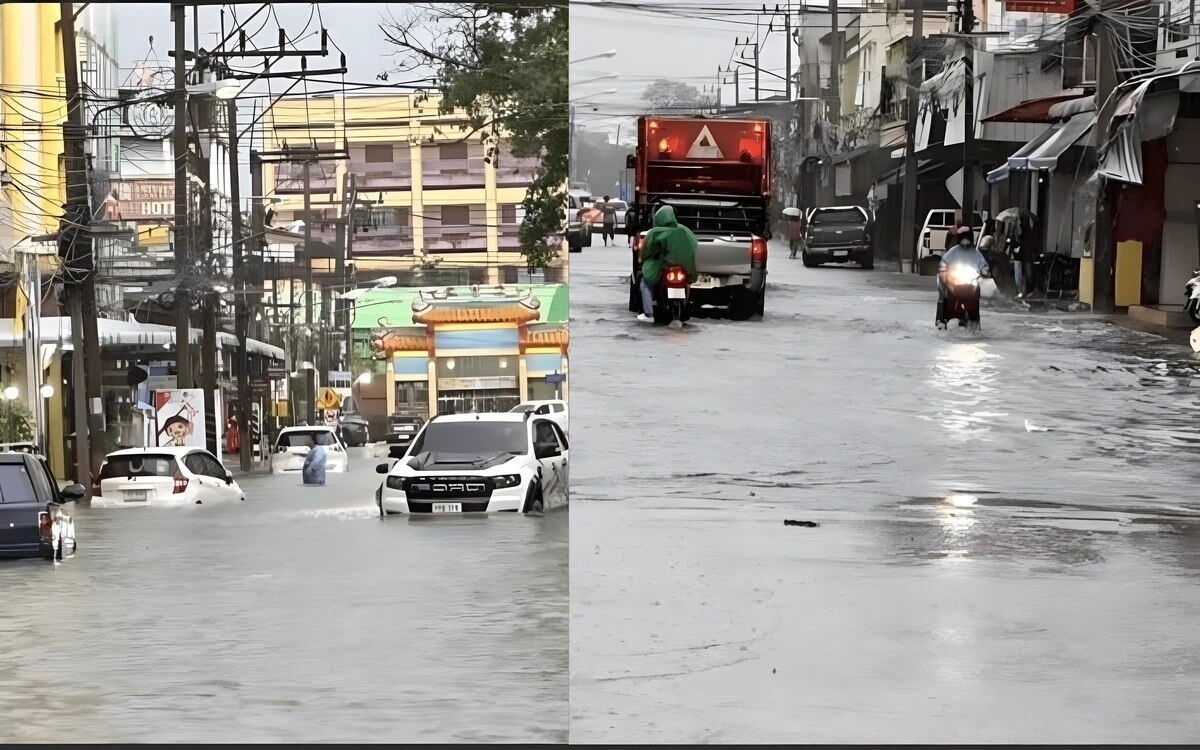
[641,79,716,114]
[382,4,567,270]
[0,398,33,444]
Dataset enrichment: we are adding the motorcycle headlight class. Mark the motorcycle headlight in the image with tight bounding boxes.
[491,474,522,489]
[948,265,978,286]
[385,476,404,490]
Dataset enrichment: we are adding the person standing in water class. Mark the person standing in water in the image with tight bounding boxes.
[599,195,618,247]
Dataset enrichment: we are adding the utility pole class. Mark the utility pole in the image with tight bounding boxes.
[249,148,266,460]
[229,99,251,471]
[172,3,193,389]
[58,2,93,491]
[784,7,792,102]
[302,159,316,425]
[900,0,924,271]
[829,0,841,127]
[569,105,577,183]
[960,0,976,228]
[754,17,761,102]
[1091,18,1119,314]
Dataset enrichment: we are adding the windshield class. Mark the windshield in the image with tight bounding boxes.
[410,421,529,457]
[812,208,867,224]
[99,454,179,479]
[277,430,338,448]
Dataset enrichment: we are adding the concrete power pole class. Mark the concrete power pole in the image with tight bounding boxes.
[172,3,193,389]
[829,0,841,128]
[960,0,976,226]
[58,1,93,490]
[900,0,925,271]
[229,98,252,472]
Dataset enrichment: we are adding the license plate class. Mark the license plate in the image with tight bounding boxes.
[667,287,686,299]
[124,490,148,502]
[834,250,849,257]
[432,503,462,513]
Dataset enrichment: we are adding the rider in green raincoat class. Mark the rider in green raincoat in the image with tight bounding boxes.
[637,205,698,320]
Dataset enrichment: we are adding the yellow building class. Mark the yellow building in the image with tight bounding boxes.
[261,93,564,285]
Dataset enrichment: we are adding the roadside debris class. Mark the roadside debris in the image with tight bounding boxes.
[783,519,820,528]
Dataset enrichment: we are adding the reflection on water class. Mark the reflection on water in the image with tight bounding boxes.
[0,457,567,743]
[926,343,1002,438]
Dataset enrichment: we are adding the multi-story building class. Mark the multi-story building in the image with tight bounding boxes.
[261,93,556,290]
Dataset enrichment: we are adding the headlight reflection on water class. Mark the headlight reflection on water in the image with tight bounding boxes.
[935,494,980,560]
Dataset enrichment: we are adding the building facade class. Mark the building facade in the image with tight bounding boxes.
[262,93,561,289]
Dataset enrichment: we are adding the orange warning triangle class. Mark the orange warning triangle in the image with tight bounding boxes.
[685,125,724,159]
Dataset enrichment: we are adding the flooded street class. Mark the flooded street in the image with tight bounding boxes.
[568,245,1200,743]
[0,453,567,743]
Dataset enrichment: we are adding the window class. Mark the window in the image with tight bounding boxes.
[186,452,227,479]
[365,144,393,163]
[440,205,470,226]
[535,420,559,448]
[501,204,518,224]
[0,464,37,503]
[277,429,338,448]
[552,404,564,413]
[440,142,468,161]
[411,421,529,456]
[550,422,569,450]
[99,454,179,479]
[27,457,55,502]
[812,208,868,224]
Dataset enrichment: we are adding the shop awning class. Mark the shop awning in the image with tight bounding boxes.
[986,113,1096,183]
[0,317,284,360]
[981,93,1091,123]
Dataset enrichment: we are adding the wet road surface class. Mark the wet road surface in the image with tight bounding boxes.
[568,245,1200,743]
[1,450,567,743]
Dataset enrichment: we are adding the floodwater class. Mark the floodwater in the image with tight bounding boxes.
[568,244,1200,743]
[0,452,567,743]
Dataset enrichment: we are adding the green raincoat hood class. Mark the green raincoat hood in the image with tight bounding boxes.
[640,205,698,285]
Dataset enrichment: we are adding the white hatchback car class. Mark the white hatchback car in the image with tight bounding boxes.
[509,399,569,434]
[376,412,569,515]
[94,447,246,507]
[271,425,349,474]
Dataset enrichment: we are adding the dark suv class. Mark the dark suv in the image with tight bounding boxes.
[801,205,873,269]
[0,451,86,561]
[385,413,427,459]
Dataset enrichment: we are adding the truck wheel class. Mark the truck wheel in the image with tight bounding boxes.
[860,255,874,270]
[801,249,818,268]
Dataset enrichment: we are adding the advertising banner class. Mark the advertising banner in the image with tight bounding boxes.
[153,389,207,449]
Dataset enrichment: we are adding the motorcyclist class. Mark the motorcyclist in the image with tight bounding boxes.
[637,204,699,322]
[937,228,991,329]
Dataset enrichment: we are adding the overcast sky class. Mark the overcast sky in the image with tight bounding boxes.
[569,1,830,144]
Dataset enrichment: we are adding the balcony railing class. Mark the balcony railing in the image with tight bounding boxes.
[274,166,337,193]
[498,225,521,248]
[423,224,488,253]
[351,163,413,190]
[421,158,487,188]
[350,228,415,258]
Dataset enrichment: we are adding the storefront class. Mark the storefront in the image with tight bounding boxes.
[364,285,569,419]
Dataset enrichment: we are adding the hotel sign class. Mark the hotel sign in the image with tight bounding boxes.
[1004,0,1076,13]
[115,180,175,219]
[438,376,518,391]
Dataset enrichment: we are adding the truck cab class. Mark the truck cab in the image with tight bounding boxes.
[628,116,771,321]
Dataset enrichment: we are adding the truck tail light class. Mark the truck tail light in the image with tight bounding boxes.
[750,238,768,268]
[39,511,52,539]
[172,470,189,494]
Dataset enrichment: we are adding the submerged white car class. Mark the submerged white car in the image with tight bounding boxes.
[94,447,246,507]
[509,399,569,434]
[271,426,349,474]
[376,412,569,515]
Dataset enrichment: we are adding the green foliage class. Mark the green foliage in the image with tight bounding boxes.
[382,4,568,270]
[641,79,716,114]
[0,398,34,444]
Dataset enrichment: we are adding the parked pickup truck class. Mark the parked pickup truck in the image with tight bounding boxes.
[801,205,873,269]
[385,412,427,459]
[627,116,772,320]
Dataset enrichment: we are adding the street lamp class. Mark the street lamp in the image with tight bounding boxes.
[570,49,617,65]
[40,385,53,399]
[3,386,18,401]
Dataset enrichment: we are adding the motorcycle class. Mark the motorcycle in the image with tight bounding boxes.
[653,264,692,328]
[1185,268,1200,325]
[937,263,986,333]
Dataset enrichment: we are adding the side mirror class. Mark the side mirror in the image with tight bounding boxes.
[225,470,234,485]
[375,462,390,474]
[61,483,86,502]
